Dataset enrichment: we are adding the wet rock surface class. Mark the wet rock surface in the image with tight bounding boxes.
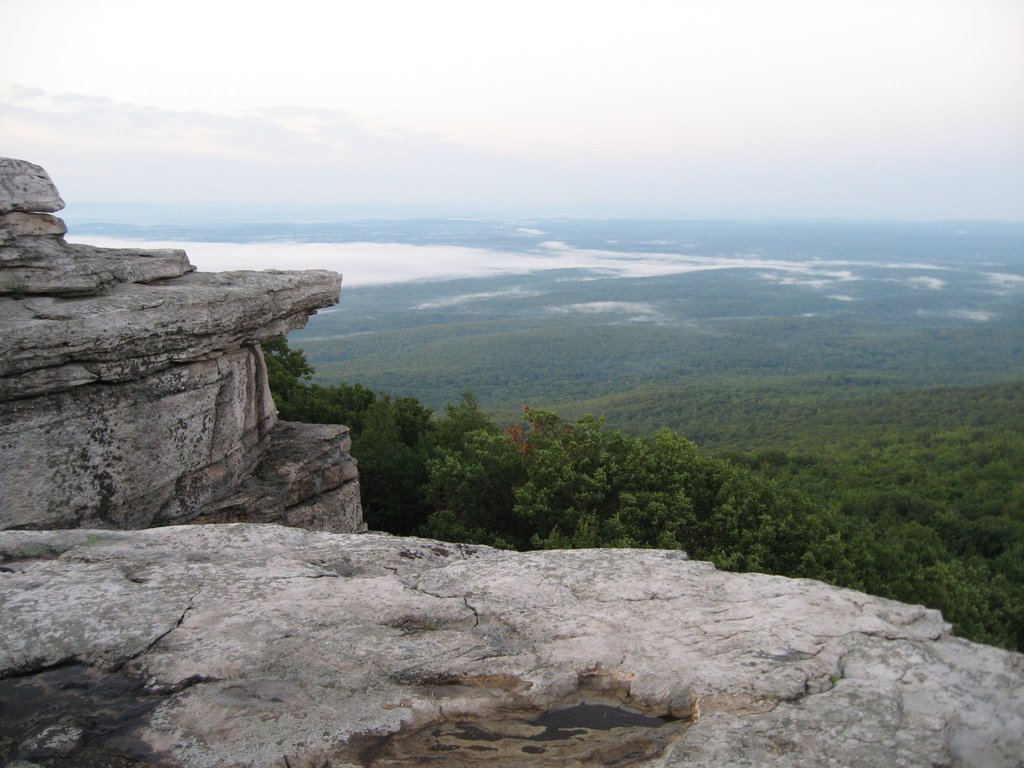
[356,701,686,766]
[0,664,164,767]
[1,524,1021,767]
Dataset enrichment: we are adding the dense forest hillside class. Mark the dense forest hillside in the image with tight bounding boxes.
[266,339,1024,652]
[283,220,1024,425]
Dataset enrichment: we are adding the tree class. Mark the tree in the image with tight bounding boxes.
[355,396,434,534]
[262,336,313,405]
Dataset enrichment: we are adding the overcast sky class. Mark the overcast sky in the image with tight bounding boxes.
[2,0,1022,219]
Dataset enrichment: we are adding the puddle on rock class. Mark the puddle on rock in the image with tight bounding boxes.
[0,663,165,767]
[351,700,689,766]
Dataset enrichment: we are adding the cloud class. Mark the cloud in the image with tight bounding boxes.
[78,237,833,285]
[947,309,992,322]
[548,301,667,324]
[550,301,658,314]
[918,309,993,322]
[68,235,1023,318]
[757,266,861,289]
[4,74,1023,219]
[907,276,946,290]
[0,84,541,208]
[983,272,1024,294]
[414,287,542,309]
[760,274,841,289]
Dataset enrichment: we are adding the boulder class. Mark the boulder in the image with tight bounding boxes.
[0,524,1020,767]
[0,157,64,214]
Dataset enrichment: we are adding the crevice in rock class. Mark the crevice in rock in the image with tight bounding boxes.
[114,587,201,672]
[463,596,481,628]
[142,673,217,696]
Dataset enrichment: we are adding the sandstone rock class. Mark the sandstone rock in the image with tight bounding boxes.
[0,159,361,532]
[0,157,64,214]
[0,347,275,529]
[0,269,342,400]
[195,420,363,534]
[0,238,194,297]
[0,212,67,239]
[0,525,1020,767]
[0,157,191,300]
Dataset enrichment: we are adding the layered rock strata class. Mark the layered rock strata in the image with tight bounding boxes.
[0,158,361,531]
[0,524,1021,767]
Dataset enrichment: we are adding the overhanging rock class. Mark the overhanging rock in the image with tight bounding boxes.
[0,157,362,532]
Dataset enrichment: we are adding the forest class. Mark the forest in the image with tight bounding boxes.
[265,338,1024,653]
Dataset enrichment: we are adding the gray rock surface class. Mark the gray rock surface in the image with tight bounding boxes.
[0,525,1020,767]
[0,212,67,239]
[0,236,195,297]
[0,268,341,400]
[196,421,364,534]
[0,159,361,532]
[0,158,64,214]
[1,347,275,529]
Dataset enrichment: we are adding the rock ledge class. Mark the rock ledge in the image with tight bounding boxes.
[0,157,361,531]
[1,524,1021,767]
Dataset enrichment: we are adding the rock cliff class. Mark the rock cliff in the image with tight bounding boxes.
[0,158,361,532]
[2,159,1022,768]
[1,524,1021,767]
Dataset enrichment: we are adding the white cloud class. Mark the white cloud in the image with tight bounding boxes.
[951,309,993,321]
[0,85,544,208]
[907,276,947,290]
[548,302,667,324]
[760,274,832,289]
[550,302,658,314]
[918,308,994,322]
[414,288,542,309]
[757,266,861,289]
[983,272,1024,294]
[3,69,1023,218]
[948,310,992,322]
[68,236,1023,317]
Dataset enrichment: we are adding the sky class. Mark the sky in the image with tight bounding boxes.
[2,0,1023,220]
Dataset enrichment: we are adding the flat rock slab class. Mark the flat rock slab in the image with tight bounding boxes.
[0,212,68,240]
[1,525,1020,767]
